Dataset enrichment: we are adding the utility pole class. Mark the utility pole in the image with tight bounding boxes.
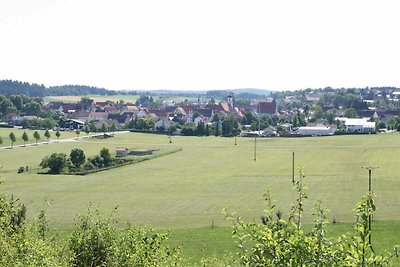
[361,166,379,246]
[253,136,257,161]
[292,152,295,184]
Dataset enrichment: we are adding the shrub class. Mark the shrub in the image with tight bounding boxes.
[69,207,182,267]
[89,155,104,168]
[0,193,71,266]
[224,169,399,266]
[83,161,95,171]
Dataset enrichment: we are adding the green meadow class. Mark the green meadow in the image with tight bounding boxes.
[1,131,400,262]
[43,94,140,104]
[43,94,198,104]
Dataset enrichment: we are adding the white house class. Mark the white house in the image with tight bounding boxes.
[136,109,149,118]
[345,118,376,133]
[154,118,173,131]
[297,126,335,136]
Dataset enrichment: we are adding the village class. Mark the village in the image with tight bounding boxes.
[3,87,400,138]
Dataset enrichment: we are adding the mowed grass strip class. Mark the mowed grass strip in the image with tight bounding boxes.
[0,133,399,230]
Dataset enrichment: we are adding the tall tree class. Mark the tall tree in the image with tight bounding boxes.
[55,130,61,142]
[44,129,51,143]
[110,123,116,135]
[22,132,28,146]
[215,121,220,136]
[70,148,86,169]
[33,131,40,146]
[9,132,16,148]
[101,123,107,136]
[84,125,90,136]
[99,148,111,166]
[39,153,68,174]
[75,129,80,140]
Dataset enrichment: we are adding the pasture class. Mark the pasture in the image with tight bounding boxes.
[1,132,400,261]
[43,94,199,104]
[43,94,139,104]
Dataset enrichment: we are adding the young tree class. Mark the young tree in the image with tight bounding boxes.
[214,121,220,136]
[196,121,205,136]
[44,129,51,143]
[99,148,111,166]
[110,123,116,135]
[56,130,61,142]
[75,129,80,139]
[84,125,90,136]
[101,123,107,136]
[9,132,16,148]
[0,136,2,145]
[55,130,61,142]
[70,148,86,169]
[22,131,29,146]
[33,131,40,146]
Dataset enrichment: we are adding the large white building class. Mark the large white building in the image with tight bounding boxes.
[297,126,335,136]
[345,118,376,133]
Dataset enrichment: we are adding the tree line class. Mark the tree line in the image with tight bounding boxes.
[0,80,137,97]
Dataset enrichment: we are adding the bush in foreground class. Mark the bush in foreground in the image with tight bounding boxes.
[223,169,400,266]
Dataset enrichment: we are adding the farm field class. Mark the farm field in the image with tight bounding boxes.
[167,221,400,264]
[1,132,400,262]
[43,94,199,104]
[43,94,140,104]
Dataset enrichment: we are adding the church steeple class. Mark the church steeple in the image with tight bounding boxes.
[227,93,234,111]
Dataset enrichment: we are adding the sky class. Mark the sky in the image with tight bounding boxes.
[1,0,400,91]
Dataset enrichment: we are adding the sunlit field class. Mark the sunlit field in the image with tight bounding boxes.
[1,132,399,262]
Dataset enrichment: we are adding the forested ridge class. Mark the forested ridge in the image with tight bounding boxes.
[0,80,128,97]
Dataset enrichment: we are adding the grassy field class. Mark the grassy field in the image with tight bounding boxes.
[43,94,199,104]
[43,94,140,104]
[167,221,400,264]
[1,132,400,262]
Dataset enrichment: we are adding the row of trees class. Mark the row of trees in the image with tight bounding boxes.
[1,130,62,148]
[180,116,239,137]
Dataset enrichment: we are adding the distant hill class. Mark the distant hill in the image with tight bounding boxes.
[0,80,273,98]
[0,80,127,97]
[146,88,271,96]
[232,88,271,95]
